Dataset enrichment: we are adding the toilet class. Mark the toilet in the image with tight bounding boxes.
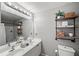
[58,45,75,56]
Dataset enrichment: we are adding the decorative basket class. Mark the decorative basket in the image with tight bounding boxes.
[64,12,77,19]
[57,32,64,38]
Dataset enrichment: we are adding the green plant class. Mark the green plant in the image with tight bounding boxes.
[56,10,64,16]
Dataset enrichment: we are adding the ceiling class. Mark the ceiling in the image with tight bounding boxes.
[18,2,71,13]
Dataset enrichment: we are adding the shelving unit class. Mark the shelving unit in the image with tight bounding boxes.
[55,16,79,42]
[17,22,23,36]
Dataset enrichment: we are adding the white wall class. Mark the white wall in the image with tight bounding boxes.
[35,3,79,56]
[22,18,33,40]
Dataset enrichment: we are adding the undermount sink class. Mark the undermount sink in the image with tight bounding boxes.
[20,41,30,48]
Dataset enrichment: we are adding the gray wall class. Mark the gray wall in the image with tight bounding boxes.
[22,18,33,40]
[35,2,79,56]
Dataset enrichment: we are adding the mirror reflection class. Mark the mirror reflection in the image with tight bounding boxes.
[0,2,33,46]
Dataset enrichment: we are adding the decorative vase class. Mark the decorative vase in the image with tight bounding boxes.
[69,33,73,37]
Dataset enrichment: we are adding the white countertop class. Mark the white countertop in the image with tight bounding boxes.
[0,38,41,56]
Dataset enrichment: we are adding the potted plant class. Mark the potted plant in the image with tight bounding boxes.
[56,10,64,19]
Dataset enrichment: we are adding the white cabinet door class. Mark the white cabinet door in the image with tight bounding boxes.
[23,43,41,56]
[0,23,6,46]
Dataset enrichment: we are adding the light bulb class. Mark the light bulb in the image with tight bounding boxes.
[14,6,18,9]
[17,26,20,29]
[19,9,23,12]
[26,12,30,16]
[23,11,27,13]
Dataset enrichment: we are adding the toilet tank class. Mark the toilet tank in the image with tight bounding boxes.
[58,45,75,56]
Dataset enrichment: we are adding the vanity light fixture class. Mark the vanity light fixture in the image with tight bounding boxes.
[4,2,32,16]
[7,2,12,6]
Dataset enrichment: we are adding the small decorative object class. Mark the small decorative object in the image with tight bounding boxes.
[67,25,74,27]
[57,21,62,27]
[62,21,68,27]
[69,33,73,37]
[27,37,33,43]
[17,36,24,43]
[56,10,64,19]
[19,36,24,40]
[57,31,64,38]
[20,40,26,48]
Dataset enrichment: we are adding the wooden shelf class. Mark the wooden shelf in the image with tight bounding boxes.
[57,37,74,39]
[56,26,79,29]
[56,27,74,29]
[74,37,79,39]
[75,26,79,28]
[56,37,79,39]
[56,16,78,21]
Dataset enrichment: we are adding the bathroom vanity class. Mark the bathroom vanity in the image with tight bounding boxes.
[0,38,41,56]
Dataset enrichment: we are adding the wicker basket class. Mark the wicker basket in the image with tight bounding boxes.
[64,12,76,19]
[57,32,64,38]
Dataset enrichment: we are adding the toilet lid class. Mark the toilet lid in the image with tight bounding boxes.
[58,45,75,53]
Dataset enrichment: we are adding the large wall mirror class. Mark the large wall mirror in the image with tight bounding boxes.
[0,2,34,46]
